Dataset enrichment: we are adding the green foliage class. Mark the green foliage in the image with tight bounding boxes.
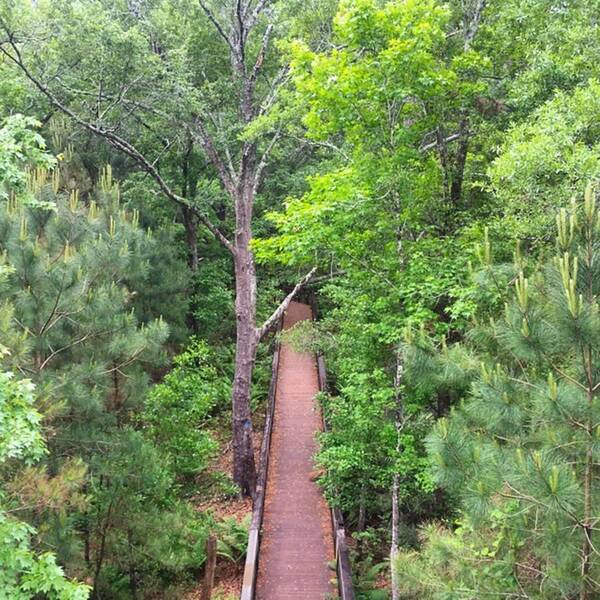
[352,555,388,600]
[0,115,90,600]
[402,187,600,597]
[5,0,600,598]
[0,371,44,464]
[0,114,56,199]
[0,156,205,597]
[143,339,230,482]
[215,515,250,563]
[491,80,600,242]
[0,373,90,600]
[0,515,90,600]
[253,2,493,579]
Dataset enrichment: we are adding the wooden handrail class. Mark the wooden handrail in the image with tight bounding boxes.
[316,354,356,600]
[240,323,281,600]
[310,294,355,600]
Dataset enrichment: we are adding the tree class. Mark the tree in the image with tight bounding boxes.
[0,133,209,594]
[399,185,600,598]
[0,0,319,495]
[0,115,90,600]
[142,339,229,484]
[490,80,600,244]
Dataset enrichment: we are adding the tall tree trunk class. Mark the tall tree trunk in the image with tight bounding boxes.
[390,472,400,600]
[581,443,593,600]
[357,482,367,558]
[182,205,199,272]
[390,348,404,600]
[181,136,199,274]
[93,499,114,599]
[580,221,595,600]
[231,181,258,496]
[127,528,138,600]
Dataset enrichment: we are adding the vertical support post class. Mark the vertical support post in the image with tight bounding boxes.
[202,535,217,600]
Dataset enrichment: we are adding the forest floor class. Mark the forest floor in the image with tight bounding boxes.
[184,416,264,600]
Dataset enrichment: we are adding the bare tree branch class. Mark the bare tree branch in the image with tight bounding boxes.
[463,0,486,50]
[420,132,462,152]
[193,116,238,197]
[236,0,246,65]
[249,22,273,90]
[256,266,318,340]
[306,270,345,286]
[258,65,289,118]
[198,1,235,55]
[0,30,235,255]
[246,0,271,34]
[253,123,283,192]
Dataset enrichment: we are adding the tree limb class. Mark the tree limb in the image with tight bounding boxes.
[256,266,318,340]
[198,1,236,55]
[246,0,271,34]
[0,31,235,255]
[258,65,290,118]
[193,116,238,197]
[249,22,273,89]
[420,132,462,152]
[463,0,486,50]
[306,270,345,286]
[253,123,283,192]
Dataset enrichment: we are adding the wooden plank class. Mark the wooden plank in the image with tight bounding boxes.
[240,529,259,600]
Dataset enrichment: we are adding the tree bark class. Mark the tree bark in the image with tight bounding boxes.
[581,444,593,600]
[230,170,259,495]
[232,247,258,496]
[127,528,138,600]
[92,498,114,599]
[390,472,400,600]
[182,205,199,272]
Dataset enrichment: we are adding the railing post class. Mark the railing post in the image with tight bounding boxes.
[201,535,217,600]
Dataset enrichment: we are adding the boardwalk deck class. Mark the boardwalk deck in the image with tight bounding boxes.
[255,301,334,600]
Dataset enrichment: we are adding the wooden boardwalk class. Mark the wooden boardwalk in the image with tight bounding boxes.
[255,301,334,600]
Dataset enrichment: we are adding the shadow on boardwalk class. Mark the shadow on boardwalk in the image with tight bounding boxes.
[255,301,334,600]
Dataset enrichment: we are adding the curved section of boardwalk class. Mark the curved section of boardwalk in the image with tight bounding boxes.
[255,301,334,599]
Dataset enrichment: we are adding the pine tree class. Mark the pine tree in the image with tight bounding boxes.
[0,160,207,597]
[399,184,600,598]
[0,115,90,599]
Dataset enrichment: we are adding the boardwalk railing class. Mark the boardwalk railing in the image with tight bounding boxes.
[316,352,356,600]
[240,327,281,600]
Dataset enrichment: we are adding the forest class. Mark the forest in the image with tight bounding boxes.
[0,0,599,598]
